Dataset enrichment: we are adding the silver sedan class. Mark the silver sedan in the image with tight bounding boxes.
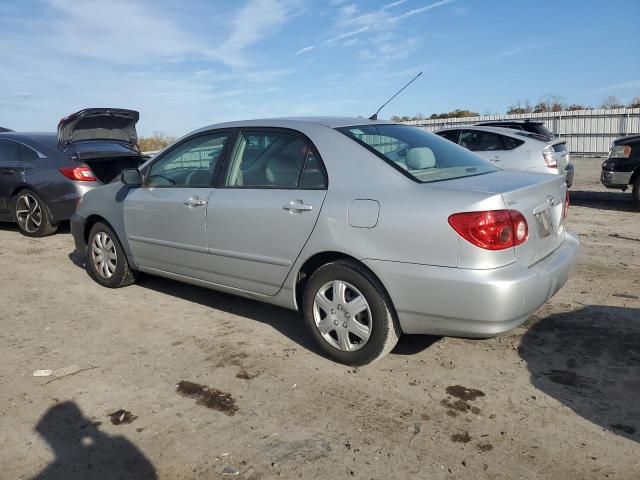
[71,117,579,365]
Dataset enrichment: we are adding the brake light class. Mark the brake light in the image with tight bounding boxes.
[542,146,557,168]
[448,210,528,250]
[59,166,97,182]
[563,190,570,220]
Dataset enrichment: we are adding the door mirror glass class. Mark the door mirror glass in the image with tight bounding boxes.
[121,168,142,187]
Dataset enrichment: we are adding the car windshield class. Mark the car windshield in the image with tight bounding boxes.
[338,124,498,183]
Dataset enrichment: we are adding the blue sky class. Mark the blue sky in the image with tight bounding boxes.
[1,0,639,136]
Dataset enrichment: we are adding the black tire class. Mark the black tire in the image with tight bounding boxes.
[302,259,400,366]
[632,177,640,206]
[87,222,136,288]
[12,189,58,237]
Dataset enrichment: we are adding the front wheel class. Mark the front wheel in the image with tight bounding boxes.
[302,260,400,366]
[632,177,640,206]
[87,222,137,288]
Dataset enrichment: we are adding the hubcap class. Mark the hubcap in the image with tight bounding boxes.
[313,280,372,352]
[15,194,42,233]
[91,232,117,279]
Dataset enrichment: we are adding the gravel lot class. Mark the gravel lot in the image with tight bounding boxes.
[1,157,638,480]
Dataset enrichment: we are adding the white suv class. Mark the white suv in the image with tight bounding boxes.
[436,125,574,187]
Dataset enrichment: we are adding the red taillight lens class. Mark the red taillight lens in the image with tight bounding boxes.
[448,210,528,250]
[59,166,97,182]
[542,146,557,168]
[563,191,570,220]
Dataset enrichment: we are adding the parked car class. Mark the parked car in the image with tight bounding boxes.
[475,120,555,140]
[436,125,574,188]
[601,134,640,204]
[71,118,579,365]
[0,127,13,132]
[0,108,145,236]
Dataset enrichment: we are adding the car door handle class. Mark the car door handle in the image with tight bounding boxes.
[184,196,207,207]
[282,200,313,212]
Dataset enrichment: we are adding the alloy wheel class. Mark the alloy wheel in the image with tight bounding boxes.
[312,280,372,352]
[15,193,42,234]
[91,232,118,279]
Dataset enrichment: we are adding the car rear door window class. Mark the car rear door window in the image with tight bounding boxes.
[0,140,20,161]
[500,135,524,150]
[224,131,325,189]
[436,130,460,143]
[459,130,503,151]
[146,132,230,187]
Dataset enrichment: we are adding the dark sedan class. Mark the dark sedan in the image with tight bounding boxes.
[0,109,145,236]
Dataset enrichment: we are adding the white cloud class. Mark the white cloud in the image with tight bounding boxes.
[383,0,408,9]
[209,0,291,67]
[44,0,197,63]
[390,0,456,21]
[598,80,640,92]
[294,46,316,55]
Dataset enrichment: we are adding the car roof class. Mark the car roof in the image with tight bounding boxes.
[192,116,396,132]
[437,125,523,136]
[0,132,58,144]
[478,120,544,125]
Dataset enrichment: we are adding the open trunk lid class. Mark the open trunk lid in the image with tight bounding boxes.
[58,108,139,145]
[438,170,567,267]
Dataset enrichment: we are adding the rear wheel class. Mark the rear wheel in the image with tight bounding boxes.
[302,260,400,365]
[13,189,58,237]
[87,222,136,288]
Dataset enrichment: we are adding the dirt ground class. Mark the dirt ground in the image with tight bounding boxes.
[1,157,639,480]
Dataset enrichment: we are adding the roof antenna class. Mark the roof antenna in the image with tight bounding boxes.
[369,71,423,120]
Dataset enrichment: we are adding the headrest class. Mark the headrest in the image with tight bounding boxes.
[405,147,436,169]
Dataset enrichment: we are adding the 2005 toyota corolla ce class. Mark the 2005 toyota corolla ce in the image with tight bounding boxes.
[71,117,579,365]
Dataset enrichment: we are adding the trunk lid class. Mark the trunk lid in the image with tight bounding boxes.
[438,170,567,267]
[58,108,139,146]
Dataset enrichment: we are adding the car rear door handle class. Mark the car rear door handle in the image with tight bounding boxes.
[282,200,313,212]
[184,196,207,207]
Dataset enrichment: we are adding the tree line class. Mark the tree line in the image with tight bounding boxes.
[391,95,640,122]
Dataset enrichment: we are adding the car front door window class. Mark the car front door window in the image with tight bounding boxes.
[147,133,229,187]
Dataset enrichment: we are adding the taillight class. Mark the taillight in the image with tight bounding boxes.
[448,210,528,251]
[59,166,97,182]
[609,145,631,159]
[542,146,557,168]
[563,190,570,220]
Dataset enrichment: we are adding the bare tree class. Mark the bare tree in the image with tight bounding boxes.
[629,96,640,108]
[601,96,624,109]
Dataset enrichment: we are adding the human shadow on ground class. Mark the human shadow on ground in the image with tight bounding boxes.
[32,401,156,479]
[520,305,640,443]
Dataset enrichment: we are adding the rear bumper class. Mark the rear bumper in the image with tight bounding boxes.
[364,231,579,337]
[47,183,98,223]
[601,169,632,188]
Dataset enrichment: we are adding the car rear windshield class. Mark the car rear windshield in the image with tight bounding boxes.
[338,124,497,183]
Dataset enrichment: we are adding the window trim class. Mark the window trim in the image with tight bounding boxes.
[141,129,236,189]
[215,127,328,190]
[337,125,497,184]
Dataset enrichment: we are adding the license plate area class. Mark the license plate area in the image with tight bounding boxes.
[535,209,552,237]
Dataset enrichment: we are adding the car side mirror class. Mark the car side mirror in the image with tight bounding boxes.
[121,168,142,187]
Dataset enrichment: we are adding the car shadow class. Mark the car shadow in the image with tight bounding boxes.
[0,220,71,234]
[520,305,640,443]
[68,248,439,360]
[32,401,157,479]
[569,190,638,212]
